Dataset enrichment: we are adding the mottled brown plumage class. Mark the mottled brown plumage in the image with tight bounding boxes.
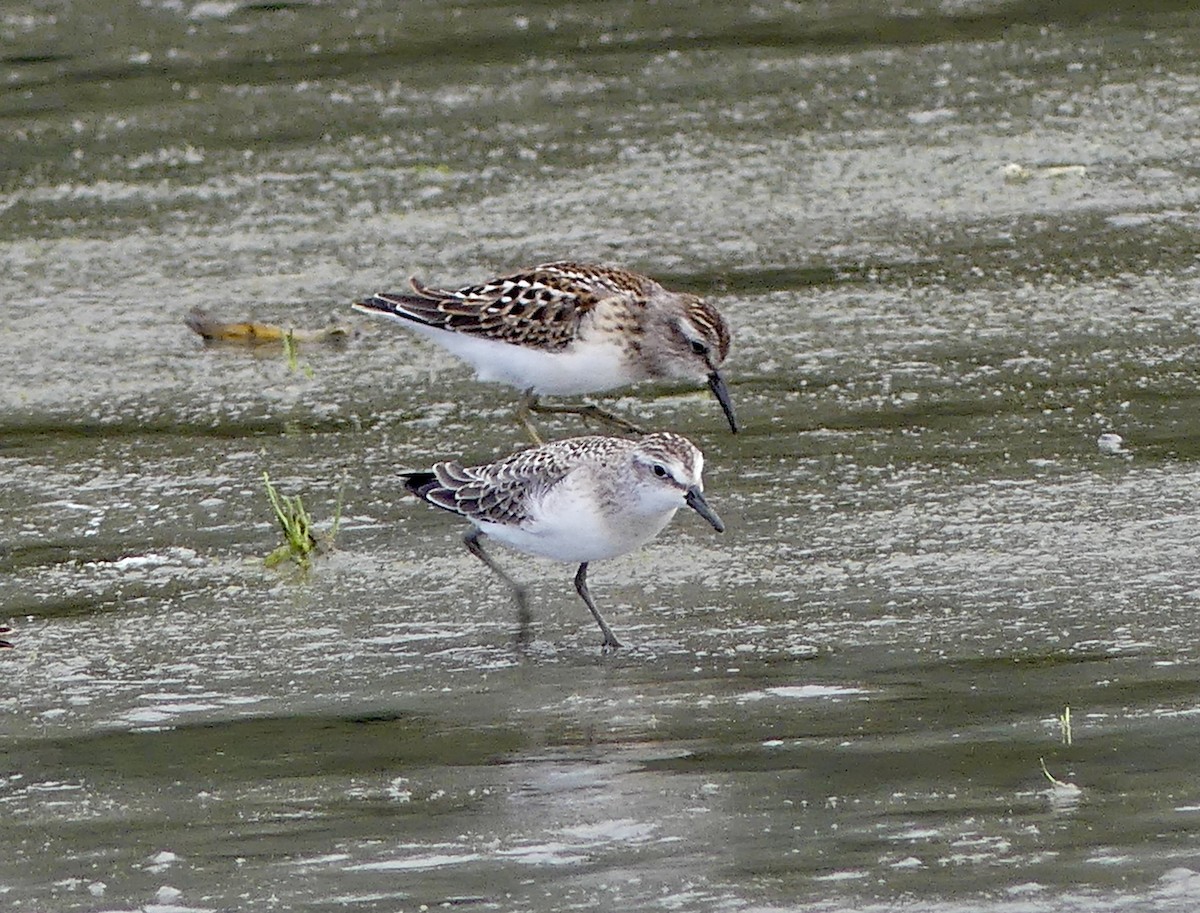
[353,261,738,437]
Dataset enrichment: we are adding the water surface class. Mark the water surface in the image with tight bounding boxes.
[4,1,1200,911]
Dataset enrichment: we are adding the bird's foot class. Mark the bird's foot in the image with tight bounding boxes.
[530,400,646,437]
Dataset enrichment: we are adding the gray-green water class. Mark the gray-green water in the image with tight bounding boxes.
[4,1,1200,910]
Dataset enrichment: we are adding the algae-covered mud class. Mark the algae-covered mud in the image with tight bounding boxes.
[3,1,1200,911]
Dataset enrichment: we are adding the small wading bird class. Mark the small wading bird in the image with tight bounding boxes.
[353,261,738,442]
[400,432,725,649]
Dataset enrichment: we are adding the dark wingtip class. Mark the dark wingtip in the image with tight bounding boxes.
[400,470,438,500]
[352,292,446,329]
[351,295,395,316]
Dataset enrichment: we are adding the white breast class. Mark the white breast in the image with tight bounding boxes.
[476,472,678,563]
[397,323,634,396]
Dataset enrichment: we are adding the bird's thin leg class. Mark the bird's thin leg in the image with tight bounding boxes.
[529,400,646,436]
[514,389,545,445]
[574,562,622,650]
[464,528,533,645]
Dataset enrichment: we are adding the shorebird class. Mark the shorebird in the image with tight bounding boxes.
[353,261,738,442]
[400,432,725,649]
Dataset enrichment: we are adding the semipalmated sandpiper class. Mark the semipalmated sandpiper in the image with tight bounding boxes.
[400,432,724,649]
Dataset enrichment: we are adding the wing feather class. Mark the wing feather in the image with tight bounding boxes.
[402,445,582,526]
[355,262,650,352]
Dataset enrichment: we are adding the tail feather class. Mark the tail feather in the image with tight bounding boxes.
[354,274,448,322]
[352,292,443,325]
[400,469,464,516]
[400,470,439,500]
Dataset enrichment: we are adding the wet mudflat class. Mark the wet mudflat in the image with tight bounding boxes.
[3,1,1200,911]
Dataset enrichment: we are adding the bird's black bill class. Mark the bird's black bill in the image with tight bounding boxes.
[685,486,725,533]
[707,370,740,433]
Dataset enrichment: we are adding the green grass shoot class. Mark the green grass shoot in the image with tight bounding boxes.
[1038,757,1082,797]
[263,471,342,572]
[1059,706,1072,746]
[281,329,315,377]
[283,329,299,372]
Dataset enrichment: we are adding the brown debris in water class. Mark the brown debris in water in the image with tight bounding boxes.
[185,309,353,346]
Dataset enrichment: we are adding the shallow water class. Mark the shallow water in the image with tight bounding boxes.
[4,1,1200,911]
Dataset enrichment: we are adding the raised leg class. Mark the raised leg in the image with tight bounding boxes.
[464,528,533,645]
[574,562,622,650]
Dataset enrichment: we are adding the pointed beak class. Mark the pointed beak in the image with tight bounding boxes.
[685,486,725,533]
[707,370,740,433]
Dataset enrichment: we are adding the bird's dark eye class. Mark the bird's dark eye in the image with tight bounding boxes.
[690,340,709,356]
[652,464,669,478]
